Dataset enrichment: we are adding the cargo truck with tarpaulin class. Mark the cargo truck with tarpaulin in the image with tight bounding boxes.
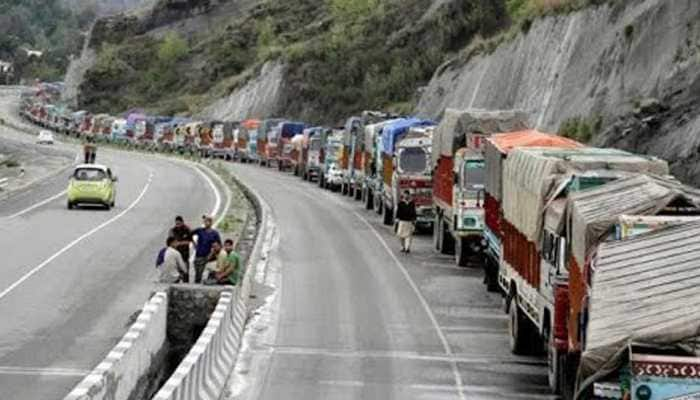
[375,118,435,226]
[209,121,237,159]
[543,173,700,397]
[302,127,328,182]
[237,119,260,163]
[340,111,397,200]
[257,118,285,166]
[272,122,306,171]
[573,220,700,400]
[361,119,402,211]
[499,147,670,395]
[483,131,582,289]
[432,109,528,267]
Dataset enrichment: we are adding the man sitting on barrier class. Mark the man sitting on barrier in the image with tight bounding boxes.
[203,239,241,285]
[158,237,188,283]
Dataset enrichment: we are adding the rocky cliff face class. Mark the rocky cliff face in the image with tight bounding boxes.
[416,0,700,184]
[199,61,287,120]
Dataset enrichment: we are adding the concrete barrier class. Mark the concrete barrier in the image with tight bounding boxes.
[153,290,238,400]
[152,167,270,400]
[64,291,168,400]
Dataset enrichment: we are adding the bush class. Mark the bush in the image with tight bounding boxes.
[559,115,602,143]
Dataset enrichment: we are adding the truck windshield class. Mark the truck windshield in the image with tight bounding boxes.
[462,160,485,191]
[399,147,427,174]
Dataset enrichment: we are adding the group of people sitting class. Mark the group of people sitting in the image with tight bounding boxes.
[156,215,242,285]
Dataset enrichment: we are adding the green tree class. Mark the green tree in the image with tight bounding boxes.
[157,32,189,63]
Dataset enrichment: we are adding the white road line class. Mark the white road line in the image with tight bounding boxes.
[0,172,154,301]
[199,163,231,227]
[192,164,222,221]
[0,366,90,377]
[4,190,67,219]
[262,170,466,400]
[352,209,466,400]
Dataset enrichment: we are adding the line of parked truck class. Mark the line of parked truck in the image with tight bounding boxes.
[19,82,700,400]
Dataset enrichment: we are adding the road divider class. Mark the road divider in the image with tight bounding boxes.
[64,292,168,400]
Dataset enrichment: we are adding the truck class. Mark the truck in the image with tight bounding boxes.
[360,119,401,211]
[237,119,261,163]
[432,109,528,267]
[273,122,306,171]
[319,130,344,190]
[496,147,670,396]
[209,121,236,159]
[384,125,435,231]
[542,173,700,397]
[290,133,306,176]
[257,118,285,167]
[482,130,582,289]
[574,219,700,400]
[374,118,435,226]
[341,111,397,200]
[301,127,326,182]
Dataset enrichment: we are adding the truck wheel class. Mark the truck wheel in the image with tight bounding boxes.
[318,175,324,188]
[508,299,529,355]
[375,197,383,215]
[455,237,471,267]
[546,327,563,395]
[354,187,362,201]
[383,207,393,225]
[365,190,374,210]
[484,256,500,292]
[439,222,455,255]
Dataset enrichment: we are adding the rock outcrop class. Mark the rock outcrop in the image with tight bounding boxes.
[416,0,700,184]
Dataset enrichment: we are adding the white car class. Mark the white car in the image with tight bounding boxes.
[37,130,54,145]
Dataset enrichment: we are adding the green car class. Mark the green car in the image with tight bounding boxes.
[67,164,117,210]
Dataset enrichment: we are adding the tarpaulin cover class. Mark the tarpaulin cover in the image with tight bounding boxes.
[279,122,306,139]
[502,147,669,242]
[432,109,529,168]
[484,130,582,201]
[565,174,700,268]
[577,222,700,397]
[363,119,401,154]
[381,118,434,156]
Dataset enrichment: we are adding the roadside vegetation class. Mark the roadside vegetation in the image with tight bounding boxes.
[0,0,95,81]
[79,0,507,122]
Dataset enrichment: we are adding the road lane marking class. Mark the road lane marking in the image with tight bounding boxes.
[251,169,467,400]
[254,346,546,366]
[355,212,466,399]
[0,366,91,377]
[193,164,222,221]
[4,190,67,219]
[0,172,154,301]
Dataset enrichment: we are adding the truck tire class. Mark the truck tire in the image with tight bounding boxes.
[546,327,563,395]
[455,237,471,267]
[354,187,362,201]
[484,256,500,293]
[375,196,383,215]
[383,206,393,226]
[439,222,455,255]
[365,190,374,210]
[508,298,529,355]
[318,174,324,188]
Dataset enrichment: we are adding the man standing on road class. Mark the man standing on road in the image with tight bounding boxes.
[158,237,188,283]
[396,190,417,253]
[169,216,193,269]
[192,215,221,283]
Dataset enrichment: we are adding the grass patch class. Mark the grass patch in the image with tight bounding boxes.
[559,115,602,143]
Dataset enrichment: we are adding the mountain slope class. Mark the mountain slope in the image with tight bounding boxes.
[75,0,508,122]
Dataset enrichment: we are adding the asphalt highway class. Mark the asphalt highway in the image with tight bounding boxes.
[0,88,225,399]
[227,164,558,400]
